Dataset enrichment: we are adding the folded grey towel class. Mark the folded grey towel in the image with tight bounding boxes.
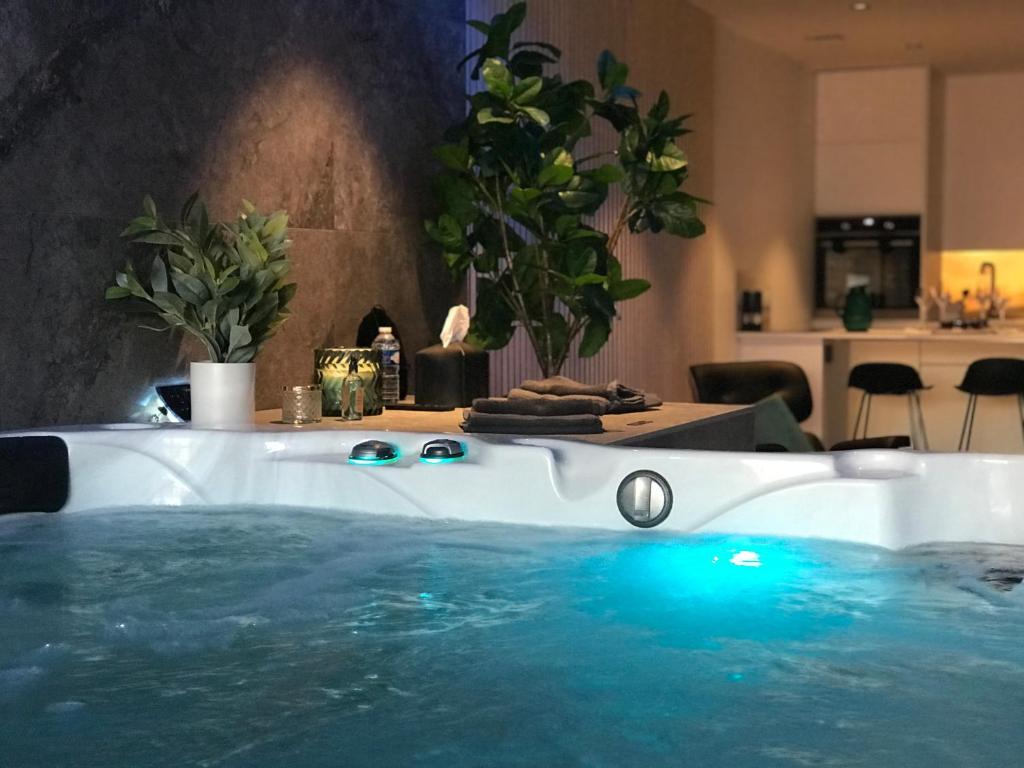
[476,395,608,416]
[518,375,662,413]
[461,411,603,435]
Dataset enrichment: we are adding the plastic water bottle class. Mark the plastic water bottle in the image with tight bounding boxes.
[372,326,401,405]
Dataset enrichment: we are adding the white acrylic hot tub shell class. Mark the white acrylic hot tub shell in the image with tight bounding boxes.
[6,426,1024,550]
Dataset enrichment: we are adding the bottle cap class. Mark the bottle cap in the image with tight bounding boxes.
[379,326,392,334]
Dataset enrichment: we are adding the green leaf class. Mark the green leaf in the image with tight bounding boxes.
[219,275,240,295]
[513,40,562,57]
[578,318,611,358]
[120,216,157,238]
[502,2,528,32]
[477,107,514,125]
[151,291,187,318]
[142,194,157,219]
[508,186,542,207]
[565,246,597,277]
[558,189,604,211]
[228,324,252,356]
[434,175,479,226]
[171,272,209,305]
[588,164,625,184]
[434,141,470,171]
[425,213,464,250]
[131,231,182,247]
[648,90,670,122]
[467,20,490,34]
[511,76,542,104]
[150,255,168,293]
[537,163,573,188]
[646,142,688,172]
[581,283,616,319]
[608,278,650,300]
[509,50,556,79]
[226,343,257,364]
[180,191,199,223]
[278,282,298,308]
[520,106,550,126]
[105,286,131,299]
[597,50,629,92]
[245,292,279,328]
[469,278,517,349]
[649,192,705,238]
[481,57,513,99]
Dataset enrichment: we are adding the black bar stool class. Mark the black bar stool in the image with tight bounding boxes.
[848,363,930,449]
[956,358,1024,451]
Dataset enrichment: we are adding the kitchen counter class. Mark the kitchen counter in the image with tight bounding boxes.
[739,327,1024,344]
[737,327,1024,452]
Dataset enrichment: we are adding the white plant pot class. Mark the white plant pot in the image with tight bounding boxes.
[190,361,255,428]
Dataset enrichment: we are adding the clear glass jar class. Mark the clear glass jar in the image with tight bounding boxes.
[281,385,322,424]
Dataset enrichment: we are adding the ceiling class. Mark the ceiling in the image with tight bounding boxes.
[690,0,1024,74]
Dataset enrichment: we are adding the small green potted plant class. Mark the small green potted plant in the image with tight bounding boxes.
[105,194,296,427]
[426,2,705,377]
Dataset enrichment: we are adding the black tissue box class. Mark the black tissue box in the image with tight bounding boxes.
[415,342,489,407]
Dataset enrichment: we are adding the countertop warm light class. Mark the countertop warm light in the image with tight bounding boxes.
[738,326,1024,344]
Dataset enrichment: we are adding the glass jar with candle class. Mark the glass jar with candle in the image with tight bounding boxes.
[281,385,322,424]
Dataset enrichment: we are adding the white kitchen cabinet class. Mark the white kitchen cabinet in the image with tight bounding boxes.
[815,68,930,216]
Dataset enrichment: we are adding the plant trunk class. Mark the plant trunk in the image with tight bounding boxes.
[528,330,561,379]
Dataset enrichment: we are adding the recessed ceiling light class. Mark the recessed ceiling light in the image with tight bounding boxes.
[850,1,870,10]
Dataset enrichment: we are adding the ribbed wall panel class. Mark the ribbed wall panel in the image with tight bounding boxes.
[464,1,716,399]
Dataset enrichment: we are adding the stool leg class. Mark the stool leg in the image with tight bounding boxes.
[862,394,873,439]
[853,391,867,439]
[967,395,978,451]
[1018,394,1024,449]
[958,395,977,452]
[910,391,929,450]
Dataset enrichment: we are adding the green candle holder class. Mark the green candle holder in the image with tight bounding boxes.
[314,348,383,416]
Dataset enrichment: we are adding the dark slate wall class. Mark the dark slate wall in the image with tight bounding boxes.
[0,0,464,428]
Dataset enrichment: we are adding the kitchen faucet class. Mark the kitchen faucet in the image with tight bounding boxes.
[980,261,997,317]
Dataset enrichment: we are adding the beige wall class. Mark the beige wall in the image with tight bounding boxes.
[815,67,930,216]
[941,71,1024,250]
[711,22,816,356]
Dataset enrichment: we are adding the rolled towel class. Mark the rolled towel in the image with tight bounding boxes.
[519,375,608,398]
[518,375,662,413]
[478,394,608,416]
[461,411,603,435]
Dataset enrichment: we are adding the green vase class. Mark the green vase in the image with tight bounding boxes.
[315,348,383,416]
[840,286,873,332]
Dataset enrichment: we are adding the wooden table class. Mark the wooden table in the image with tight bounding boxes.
[256,402,753,451]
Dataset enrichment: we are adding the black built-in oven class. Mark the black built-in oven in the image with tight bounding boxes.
[815,215,920,309]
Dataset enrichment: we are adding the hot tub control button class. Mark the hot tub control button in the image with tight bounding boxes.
[617,470,672,528]
[348,440,400,465]
[420,439,466,463]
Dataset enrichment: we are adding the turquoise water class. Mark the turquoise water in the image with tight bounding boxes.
[2,508,1024,767]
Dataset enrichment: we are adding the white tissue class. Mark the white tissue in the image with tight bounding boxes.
[440,305,471,349]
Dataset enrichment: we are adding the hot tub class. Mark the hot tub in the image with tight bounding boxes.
[2,427,1024,766]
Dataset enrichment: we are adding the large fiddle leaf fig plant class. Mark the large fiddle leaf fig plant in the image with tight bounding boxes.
[425,1,705,377]
[105,194,296,363]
